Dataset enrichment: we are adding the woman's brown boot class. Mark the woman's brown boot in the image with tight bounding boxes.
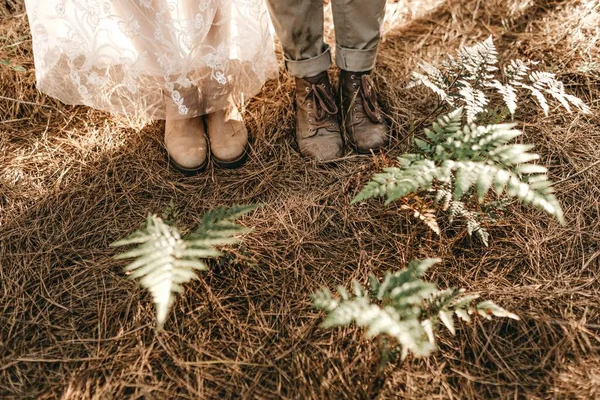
[164,87,209,175]
[205,106,249,169]
[164,116,209,175]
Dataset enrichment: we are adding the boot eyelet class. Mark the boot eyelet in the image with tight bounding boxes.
[309,119,313,123]
[351,75,355,79]
[352,83,357,88]
[305,87,309,92]
[353,108,358,112]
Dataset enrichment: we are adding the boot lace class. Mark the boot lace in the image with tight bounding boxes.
[302,83,339,132]
[350,74,383,123]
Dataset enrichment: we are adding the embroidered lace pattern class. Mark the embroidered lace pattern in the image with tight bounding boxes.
[24,0,278,119]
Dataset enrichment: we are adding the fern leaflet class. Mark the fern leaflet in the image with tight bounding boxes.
[313,258,518,359]
[112,205,257,329]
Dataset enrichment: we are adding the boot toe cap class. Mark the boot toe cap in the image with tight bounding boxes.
[164,118,208,170]
[355,124,389,153]
[168,143,208,169]
[211,142,247,163]
[206,110,249,165]
[301,136,344,161]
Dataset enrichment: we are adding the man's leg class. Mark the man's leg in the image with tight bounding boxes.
[332,0,389,153]
[266,0,343,161]
[265,0,330,78]
[331,0,387,72]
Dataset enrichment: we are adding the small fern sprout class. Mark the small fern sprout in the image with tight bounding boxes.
[400,197,440,235]
[432,185,490,246]
[112,205,258,329]
[312,259,518,360]
[447,199,490,246]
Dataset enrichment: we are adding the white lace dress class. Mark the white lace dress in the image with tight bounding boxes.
[24,0,278,120]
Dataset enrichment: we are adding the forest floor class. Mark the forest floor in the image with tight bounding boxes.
[1,0,599,398]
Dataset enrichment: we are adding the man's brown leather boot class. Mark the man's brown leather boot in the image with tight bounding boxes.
[294,72,343,161]
[339,70,389,154]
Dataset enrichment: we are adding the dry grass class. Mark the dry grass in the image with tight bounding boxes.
[1,0,599,398]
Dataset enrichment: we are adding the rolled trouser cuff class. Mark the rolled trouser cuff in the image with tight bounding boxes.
[285,46,332,78]
[335,44,378,72]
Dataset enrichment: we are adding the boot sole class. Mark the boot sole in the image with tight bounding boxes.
[168,152,209,176]
[354,136,391,155]
[212,146,249,169]
[355,146,380,155]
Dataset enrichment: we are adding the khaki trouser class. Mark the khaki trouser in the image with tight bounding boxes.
[266,0,387,78]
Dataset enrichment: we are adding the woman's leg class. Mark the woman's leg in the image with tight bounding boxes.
[204,0,249,169]
[113,1,209,173]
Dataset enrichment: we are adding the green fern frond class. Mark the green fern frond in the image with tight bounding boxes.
[313,258,518,359]
[410,37,589,121]
[187,204,258,243]
[456,35,499,84]
[447,160,563,223]
[432,185,491,245]
[489,80,518,114]
[351,157,440,205]
[504,59,530,84]
[372,258,440,302]
[434,186,453,211]
[408,61,451,102]
[354,109,564,224]
[112,205,257,329]
[112,216,208,328]
[526,71,591,114]
[458,80,488,123]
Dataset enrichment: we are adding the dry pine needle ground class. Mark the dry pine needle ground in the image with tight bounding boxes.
[1,0,599,398]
